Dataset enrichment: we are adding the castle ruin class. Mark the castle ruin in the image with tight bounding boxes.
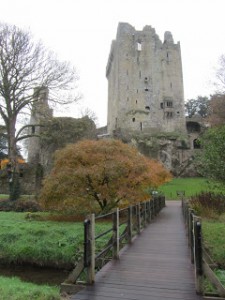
[106,23,186,136]
[106,23,204,176]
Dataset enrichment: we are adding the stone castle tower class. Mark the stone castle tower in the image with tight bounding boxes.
[106,23,186,135]
[27,87,53,164]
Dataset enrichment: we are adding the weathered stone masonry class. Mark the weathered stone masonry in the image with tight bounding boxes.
[106,23,204,176]
[106,23,186,136]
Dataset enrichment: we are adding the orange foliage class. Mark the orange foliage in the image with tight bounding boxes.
[40,139,172,213]
[0,158,25,170]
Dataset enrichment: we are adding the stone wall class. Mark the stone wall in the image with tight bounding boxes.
[106,23,186,136]
[0,164,42,195]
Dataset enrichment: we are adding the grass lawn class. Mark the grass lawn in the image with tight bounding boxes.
[0,212,84,268]
[202,220,225,268]
[158,177,214,200]
[0,211,112,269]
[0,276,60,300]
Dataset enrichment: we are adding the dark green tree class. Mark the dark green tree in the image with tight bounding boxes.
[185,96,210,118]
[196,125,225,183]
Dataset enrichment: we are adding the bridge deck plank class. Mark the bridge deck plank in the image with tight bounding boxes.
[71,201,202,300]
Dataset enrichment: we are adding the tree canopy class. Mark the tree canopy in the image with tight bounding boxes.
[185,96,210,118]
[196,125,225,183]
[0,22,80,200]
[40,139,172,214]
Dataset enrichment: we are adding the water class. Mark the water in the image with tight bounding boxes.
[0,264,70,286]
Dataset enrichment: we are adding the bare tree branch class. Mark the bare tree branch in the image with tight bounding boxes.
[0,22,80,200]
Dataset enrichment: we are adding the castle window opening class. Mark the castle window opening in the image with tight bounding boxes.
[145,77,148,82]
[136,100,138,104]
[137,42,142,51]
[140,122,143,131]
[193,139,201,149]
[132,117,135,122]
[166,101,173,107]
[145,106,150,110]
[160,103,164,109]
[166,112,173,118]
[32,125,35,134]
[145,87,149,91]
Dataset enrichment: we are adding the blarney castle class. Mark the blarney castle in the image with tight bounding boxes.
[105,23,206,175]
[0,23,206,194]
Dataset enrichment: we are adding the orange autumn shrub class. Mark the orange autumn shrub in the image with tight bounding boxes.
[40,139,171,214]
[0,158,25,169]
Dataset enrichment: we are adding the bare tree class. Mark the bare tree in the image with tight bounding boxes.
[207,94,225,127]
[215,54,225,94]
[0,22,80,200]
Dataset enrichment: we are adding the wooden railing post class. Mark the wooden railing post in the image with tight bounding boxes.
[127,206,133,243]
[152,198,155,217]
[194,217,203,294]
[189,209,194,264]
[143,202,147,227]
[86,213,95,284]
[113,208,120,259]
[137,203,141,234]
[147,200,151,223]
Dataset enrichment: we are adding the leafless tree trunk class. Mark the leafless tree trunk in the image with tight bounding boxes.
[0,22,80,200]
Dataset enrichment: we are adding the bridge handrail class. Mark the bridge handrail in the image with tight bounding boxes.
[182,199,225,297]
[84,195,165,284]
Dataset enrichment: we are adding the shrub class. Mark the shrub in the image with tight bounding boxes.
[0,199,42,212]
[189,192,225,217]
[40,139,172,214]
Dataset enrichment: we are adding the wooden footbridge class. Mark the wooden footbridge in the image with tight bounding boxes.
[70,201,203,300]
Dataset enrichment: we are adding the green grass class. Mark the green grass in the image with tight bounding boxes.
[0,211,113,269]
[0,276,60,300]
[202,220,225,268]
[0,212,84,268]
[158,177,216,200]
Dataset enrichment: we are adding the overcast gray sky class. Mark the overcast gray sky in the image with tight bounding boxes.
[1,0,225,127]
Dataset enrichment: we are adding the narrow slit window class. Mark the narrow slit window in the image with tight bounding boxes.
[132,117,135,122]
